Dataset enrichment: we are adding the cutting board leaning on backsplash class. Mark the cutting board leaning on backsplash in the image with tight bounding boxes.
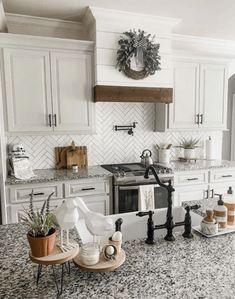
[55,141,87,169]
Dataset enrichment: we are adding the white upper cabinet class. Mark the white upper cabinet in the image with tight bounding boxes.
[2,40,94,134]
[168,61,199,129]
[199,63,227,129]
[3,48,52,132]
[50,51,94,133]
[155,59,228,131]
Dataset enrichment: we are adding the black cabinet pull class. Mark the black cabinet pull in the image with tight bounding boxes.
[222,175,233,178]
[81,187,95,191]
[200,114,203,125]
[196,114,199,125]
[28,192,45,196]
[54,114,57,127]
[187,178,199,181]
[205,189,209,199]
[49,114,52,127]
[210,189,214,198]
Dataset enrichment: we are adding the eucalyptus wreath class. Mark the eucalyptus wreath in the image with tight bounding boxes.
[116,29,161,80]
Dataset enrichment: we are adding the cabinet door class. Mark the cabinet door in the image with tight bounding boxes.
[50,51,94,133]
[3,48,52,132]
[199,63,227,129]
[174,185,208,207]
[169,61,199,129]
[81,195,110,215]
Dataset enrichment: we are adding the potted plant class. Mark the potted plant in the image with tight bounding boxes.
[21,191,56,257]
[178,138,200,159]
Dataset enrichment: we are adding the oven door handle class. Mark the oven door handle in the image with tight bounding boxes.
[118,185,159,190]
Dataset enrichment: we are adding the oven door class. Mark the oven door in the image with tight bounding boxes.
[115,184,168,214]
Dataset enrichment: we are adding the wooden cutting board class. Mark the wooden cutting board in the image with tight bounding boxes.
[55,141,87,169]
[66,146,87,169]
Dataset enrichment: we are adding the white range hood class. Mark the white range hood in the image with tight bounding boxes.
[84,7,181,102]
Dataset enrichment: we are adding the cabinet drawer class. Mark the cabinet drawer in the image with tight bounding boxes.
[174,171,208,186]
[64,179,109,198]
[210,169,235,183]
[174,184,208,206]
[7,183,63,204]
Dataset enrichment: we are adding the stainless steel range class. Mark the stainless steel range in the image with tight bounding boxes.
[101,163,173,214]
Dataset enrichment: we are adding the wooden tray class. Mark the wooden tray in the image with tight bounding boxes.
[193,225,235,238]
[73,249,126,272]
[29,243,79,265]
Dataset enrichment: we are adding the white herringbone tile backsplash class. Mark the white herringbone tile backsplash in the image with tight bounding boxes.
[7,103,223,169]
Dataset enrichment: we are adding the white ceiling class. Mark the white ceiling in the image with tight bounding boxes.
[3,0,235,41]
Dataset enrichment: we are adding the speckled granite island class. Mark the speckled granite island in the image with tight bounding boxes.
[1,198,235,299]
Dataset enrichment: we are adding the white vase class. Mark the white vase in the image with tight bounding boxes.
[184,148,195,159]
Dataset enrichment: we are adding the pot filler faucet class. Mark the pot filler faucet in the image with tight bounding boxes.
[136,165,200,244]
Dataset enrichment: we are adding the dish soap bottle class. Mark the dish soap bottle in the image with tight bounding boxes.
[213,194,227,230]
[224,187,235,226]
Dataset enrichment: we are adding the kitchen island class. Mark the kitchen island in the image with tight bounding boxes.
[1,199,235,299]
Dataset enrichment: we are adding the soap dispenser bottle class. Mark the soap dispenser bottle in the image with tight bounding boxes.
[213,194,227,230]
[224,186,235,226]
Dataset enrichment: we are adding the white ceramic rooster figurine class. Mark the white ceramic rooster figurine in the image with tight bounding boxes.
[53,198,79,251]
[75,197,114,238]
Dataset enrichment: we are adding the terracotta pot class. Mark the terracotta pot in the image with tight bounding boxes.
[27,228,56,257]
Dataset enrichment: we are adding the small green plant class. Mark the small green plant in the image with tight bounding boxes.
[178,138,200,149]
[21,190,55,237]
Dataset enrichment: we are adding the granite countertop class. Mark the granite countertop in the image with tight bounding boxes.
[158,159,235,173]
[1,199,235,299]
[6,160,235,186]
[5,166,112,185]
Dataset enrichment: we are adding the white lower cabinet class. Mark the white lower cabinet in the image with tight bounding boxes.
[6,177,111,224]
[209,183,235,198]
[8,199,63,224]
[174,168,235,207]
[174,184,208,207]
[81,195,110,215]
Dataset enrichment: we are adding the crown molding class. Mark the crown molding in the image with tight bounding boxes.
[89,6,181,27]
[172,34,235,59]
[87,6,181,35]
[0,32,94,51]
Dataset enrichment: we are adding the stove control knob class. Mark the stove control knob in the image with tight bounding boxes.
[115,172,120,177]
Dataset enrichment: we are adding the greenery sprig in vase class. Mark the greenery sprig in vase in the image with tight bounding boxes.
[21,190,56,257]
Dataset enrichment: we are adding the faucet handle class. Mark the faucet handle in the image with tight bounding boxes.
[185,204,201,212]
[136,211,154,217]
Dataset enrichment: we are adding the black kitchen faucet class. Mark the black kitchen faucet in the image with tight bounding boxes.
[136,165,200,244]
